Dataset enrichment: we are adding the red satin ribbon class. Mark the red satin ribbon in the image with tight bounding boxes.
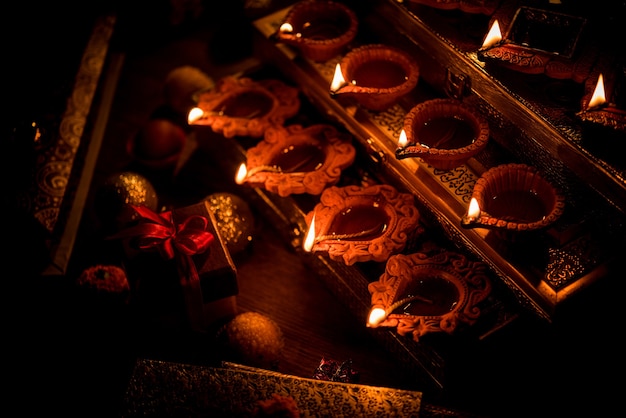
[110,205,214,259]
[109,205,215,331]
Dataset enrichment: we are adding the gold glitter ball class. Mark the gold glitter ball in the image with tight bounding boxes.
[205,192,254,255]
[95,171,159,231]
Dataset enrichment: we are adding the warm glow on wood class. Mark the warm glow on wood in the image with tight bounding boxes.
[467,197,481,220]
[367,308,387,328]
[188,107,204,124]
[481,20,502,50]
[235,163,247,184]
[588,74,606,109]
[303,214,316,252]
[397,129,409,148]
[279,22,293,33]
[330,63,347,93]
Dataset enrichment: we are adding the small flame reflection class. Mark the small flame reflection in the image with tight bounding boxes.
[481,20,502,50]
[235,163,247,184]
[588,74,606,110]
[188,107,204,124]
[330,63,347,93]
[303,214,316,252]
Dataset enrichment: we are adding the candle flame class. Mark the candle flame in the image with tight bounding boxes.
[303,214,316,252]
[188,107,205,124]
[235,163,247,184]
[588,74,606,109]
[279,22,293,33]
[398,129,409,148]
[367,307,387,328]
[481,20,502,50]
[330,63,347,93]
[467,197,481,220]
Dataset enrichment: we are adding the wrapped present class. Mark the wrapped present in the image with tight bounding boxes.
[111,201,238,332]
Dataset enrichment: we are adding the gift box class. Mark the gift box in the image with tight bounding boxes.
[115,201,238,333]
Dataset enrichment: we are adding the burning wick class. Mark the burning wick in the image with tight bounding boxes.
[279,22,294,34]
[480,19,502,51]
[330,63,349,94]
[397,129,409,149]
[303,213,317,252]
[235,163,283,184]
[302,214,387,252]
[466,197,481,222]
[188,107,205,124]
[587,74,606,111]
[367,294,434,328]
[187,106,262,124]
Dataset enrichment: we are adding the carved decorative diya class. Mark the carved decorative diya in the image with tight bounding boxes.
[396,98,489,170]
[189,76,300,138]
[273,0,358,62]
[367,251,492,342]
[330,44,420,111]
[461,163,566,237]
[478,7,587,78]
[236,124,356,197]
[303,184,422,265]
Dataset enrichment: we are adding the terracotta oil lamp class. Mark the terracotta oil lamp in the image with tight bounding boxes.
[461,163,565,239]
[367,251,492,342]
[395,98,489,170]
[303,184,422,265]
[235,123,356,197]
[188,76,300,138]
[330,44,419,111]
[477,8,587,78]
[273,0,358,62]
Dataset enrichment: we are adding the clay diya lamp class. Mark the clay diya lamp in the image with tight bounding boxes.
[303,184,422,265]
[367,251,492,342]
[188,76,300,138]
[235,124,356,197]
[330,44,419,111]
[127,118,187,173]
[273,0,358,62]
[461,163,566,239]
[395,98,490,170]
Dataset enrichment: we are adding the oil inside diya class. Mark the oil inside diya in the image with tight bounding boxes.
[303,184,422,265]
[189,76,300,138]
[273,0,358,62]
[330,44,419,111]
[461,163,565,237]
[237,124,356,197]
[367,251,492,342]
[396,98,489,170]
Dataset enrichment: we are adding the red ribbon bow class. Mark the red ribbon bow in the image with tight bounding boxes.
[110,205,214,259]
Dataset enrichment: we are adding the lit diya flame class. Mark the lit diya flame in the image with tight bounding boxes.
[235,163,247,185]
[330,63,349,93]
[587,73,606,110]
[279,22,294,35]
[303,213,316,252]
[367,294,433,328]
[480,19,502,51]
[188,107,205,124]
[397,129,409,148]
[466,197,481,222]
